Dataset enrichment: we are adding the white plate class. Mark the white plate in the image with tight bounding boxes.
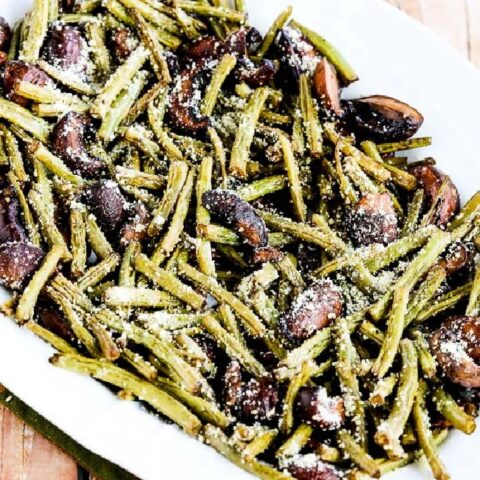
[0,0,479,478]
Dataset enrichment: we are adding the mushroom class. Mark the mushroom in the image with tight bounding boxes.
[430,316,480,388]
[224,360,243,415]
[245,27,263,55]
[279,279,343,343]
[0,242,44,290]
[296,386,346,430]
[312,58,342,116]
[234,58,277,87]
[250,246,284,265]
[119,202,150,246]
[51,112,108,179]
[42,24,88,74]
[202,189,268,248]
[342,95,424,142]
[347,192,399,247]
[0,187,27,243]
[3,60,53,107]
[437,241,474,276]
[84,180,128,234]
[184,35,219,61]
[110,28,138,62]
[410,165,459,227]
[275,26,319,93]
[284,454,340,480]
[0,16,11,52]
[36,303,74,342]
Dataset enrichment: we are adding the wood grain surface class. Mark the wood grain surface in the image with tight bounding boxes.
[1,0,479,479]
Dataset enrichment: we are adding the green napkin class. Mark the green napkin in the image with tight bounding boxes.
[0,386,139,480]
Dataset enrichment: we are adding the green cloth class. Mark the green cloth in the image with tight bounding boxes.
[0,386,139,480]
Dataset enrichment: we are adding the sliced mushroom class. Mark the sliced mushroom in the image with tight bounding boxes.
[239,376,280,424]
[222,28,248,57]
[164,51,180,79]
[51,112,108,179]
[250,246,284,265]
[297,386,345,430]
[437,241,474,276]
[224,360,243,415]
[276,26,319,93]
[42,24,88,74]
[169,59,210,135]
[0,242,44,290]
[430,316,480,388]
[110,28,138,62]
[279,279,343,343]
[342,95,424,142]
[184,35,219,61]
[246,27,263,55]
[0,187,27,243]
[410,165,459,227]
[313,58,342,116]
[36,303,74,342]
[119,203,150,246]
[234,58,277,87]
[347,192,399,247]
[3,60,52,107]
[84,181,128,234]
[284,454,340,480]
[202,189,268,248]
[0,17,11,52]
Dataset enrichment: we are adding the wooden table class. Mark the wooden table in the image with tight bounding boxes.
[1,1,480,479]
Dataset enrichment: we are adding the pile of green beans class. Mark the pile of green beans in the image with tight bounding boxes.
[0,1,478,479]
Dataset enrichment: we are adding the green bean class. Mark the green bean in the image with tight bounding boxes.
[376,137,432,153]
[8,20,22,60]
[77,253,120,291]
[104,286,179,308]
[375,339,418,459]
[151,169,195,265]
[242,429,278,462]
[16,244,64,322]
[123,124,161,161]
[26,321,77,354]
[85,309,121,361]
[276,423,313,459]
[92,47,149,118]
[122,348,158,382]
[207,127,228,188]
[119,241,139,288]
[178,260,266,337]
[369,374,397,407]
[299,74,322,158]
[255,6,292,58]
[345,157,379,194]
[149,120,185,161]
[85,213,114,259]
[104,0,135,26]
[412,330,438,380]
[2,126,28,182]
[126,83,166,127]
[449,190,480,230]
[432,388,476,435]
[466,262,480,315]
[20,0,49,62]
[176,1,246,22]
[276,254,306,291]
[335,144,358,205]
[116,166,164,190]
[412,382,450,480]
[202,54,237,116]
[51,353,202,435]
[402,189,425,236]
[338,430,380,478]
[137,311,206,331]
[358,320,384,345]
[148,161,189,236]
[37,60,96,95]
[230,87,270,178]
[135,254,205,309]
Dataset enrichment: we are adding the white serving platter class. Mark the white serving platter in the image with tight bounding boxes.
[0,0,479,478]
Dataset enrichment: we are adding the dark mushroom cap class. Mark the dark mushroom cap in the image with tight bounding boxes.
[202,189,268,248]
[280,279,343,343]
[234,58,277,87]
[119,203,150,246]
[184,35,219,61]
[437,241,474,276]
[285,455,340,480]
[0,188,27,243]
[313,58,342,116]
[36,303,74,342]
[224,360,243,414]
[110,28,138,62]
[42,24,88,74]
[296,386,345,430]
[3,60,52,107]
[342,94,424,142]
[245,27,263,54]
[430,316,480,389]
[0,242,44,290]
[410,165,459,227]
[51,112,108,178]
[84,181,128,234]
[250,246,284,265]
[239,376,280,424]
[0,16,11,52]
[347,192,399,247]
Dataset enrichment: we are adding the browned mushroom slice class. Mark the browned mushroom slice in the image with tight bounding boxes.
[342,95,424,142]
[410,165,459,227]
[42,24,88,74]
[234,58,277,87]
[184,35,219,61]
[430,316,480,388]
[0,187,27,243]
[296,386,345,430]
[437,241,474,275]
[84,181,128,234]
[0,17,11,52]
[222,28,248,57]
[3,60,53,107]
[239,376,280,424]
[313,58,342,116]
[51,112,108,179]
[347,192,399,247]
[164,51,180,79]
[246,27,263,55]
[284,455,340,480]
[62,0,75,12]
[36,303,75,342]
[169,60,210,135]
[110,28,138,62]
[250,246,284,265]
[119,203,150,246]
[0,242,44,290]
[202,189,268,248]
[276,26,319,93]
[279,279,343,343]
[224,360,243,415]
